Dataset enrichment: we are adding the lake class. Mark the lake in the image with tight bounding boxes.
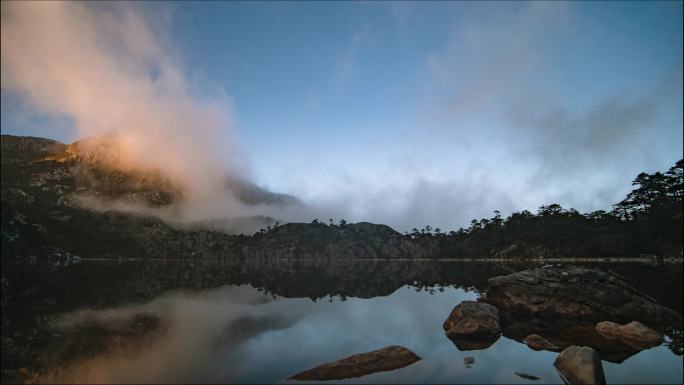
[1,259,682,384]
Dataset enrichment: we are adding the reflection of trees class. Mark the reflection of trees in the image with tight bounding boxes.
[2,259,682,372]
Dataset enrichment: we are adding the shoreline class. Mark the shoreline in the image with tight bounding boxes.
[5,256,682,264]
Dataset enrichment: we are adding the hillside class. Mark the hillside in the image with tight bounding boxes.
[0,135,427,260]
[1,135,682,260]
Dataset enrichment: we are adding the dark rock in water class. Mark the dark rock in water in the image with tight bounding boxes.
[595,321,622,340]
[554,346,605,385]
[449,337,500,351]
[595,321,663,350]
[463,356,475,368]
[524,334,560,352]
[619,321,663,347]
[515,371,541,381]
[482,266,681,328]
[499,309,642,363]
[443,301,501,351]
[288,345,421,381]
[443,301,501,339]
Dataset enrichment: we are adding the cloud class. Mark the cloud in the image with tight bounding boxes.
[413,2,682,218]
[0,2,251,220]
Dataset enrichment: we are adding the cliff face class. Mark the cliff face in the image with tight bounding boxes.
[1,135,431,260]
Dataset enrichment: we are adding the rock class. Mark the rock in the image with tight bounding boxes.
[499,309,641,363]
[595,321,663,350]
[481,266,680,328]
[288,345,421,381]
[515,371,541,381]
[448,338,500,351]
[554,346,605,385]
[443,301,501,339]
[595,321,622,340]
[619,321,663,348]
[463,356,475,367]
[524,334,560,352]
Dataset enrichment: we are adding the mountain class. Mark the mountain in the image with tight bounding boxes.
[1,135,425,260]
[2,135,681,260]
[1,135,299,208]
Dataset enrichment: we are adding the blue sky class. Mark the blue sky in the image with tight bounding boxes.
[1,1,682,230]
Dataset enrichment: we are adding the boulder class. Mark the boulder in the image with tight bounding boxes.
[288,345,421,381]
[596,321,663,350]
[481,266,680,328]
[498,310,642,363]
[448,338,499,351]
[619,321,663,347]
[443,301,501,339]
[524,334,560,352]
[554,346,606,385]
[595,321,622,340]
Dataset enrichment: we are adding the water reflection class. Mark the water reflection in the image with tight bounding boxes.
[1,260,682,384]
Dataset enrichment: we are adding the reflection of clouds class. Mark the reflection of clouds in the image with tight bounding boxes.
[603,347,684,385]
[43,284,683,384]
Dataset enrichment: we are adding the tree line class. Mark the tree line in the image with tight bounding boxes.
[409,159,683,258]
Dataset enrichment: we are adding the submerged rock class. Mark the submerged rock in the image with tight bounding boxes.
[443,301,501,339]
[288,345,421,381]
[595,321,663,350]
[481,266,680,328]
[554,345,606,385]
[514,371,541,381]
[463,356,475,368]
[524,334,560,352]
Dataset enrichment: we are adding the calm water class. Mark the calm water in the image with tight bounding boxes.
[1,259,682,384]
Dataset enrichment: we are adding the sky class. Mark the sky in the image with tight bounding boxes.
[1,1,682,231]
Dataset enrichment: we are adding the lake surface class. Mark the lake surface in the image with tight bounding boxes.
[1,259,682,384]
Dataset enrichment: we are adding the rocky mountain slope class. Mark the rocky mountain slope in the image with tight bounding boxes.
[1,135,428,260]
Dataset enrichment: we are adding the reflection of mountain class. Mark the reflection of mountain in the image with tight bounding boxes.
[1,260,682,376]
[0,260,509,374]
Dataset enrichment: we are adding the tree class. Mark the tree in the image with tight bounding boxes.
[492,210,503,227]
[339,219,348,227]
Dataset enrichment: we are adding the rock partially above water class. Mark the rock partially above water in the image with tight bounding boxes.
[554,345,606,385]
[443,301,501,339]
[498,310,643,363]
[288,345,421,381]
[481,266,680,327]
[595,321,663,350]
[595,321,622,340]
[524,334,560,352]
[619,321,663,347]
